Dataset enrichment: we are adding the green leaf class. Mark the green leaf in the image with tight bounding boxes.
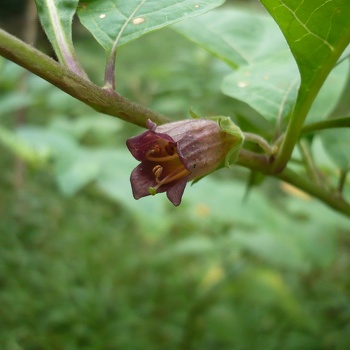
[173,8,289,68]
[307,59,349,123]
[261,0,350,169]
[0,126,48,165]
[261,0,350,92]
[185,177,272,226]
[16,125,78,157]
[158,236,214,258]
[77,0,225,53]
[35,0,87,77]
[174,8,300,122]
[55,149,100,195]
[339,43,350,62]
[16,125,81,173]
[50,114,122,139]
[233,230,307,271]
[0,93,33,118]
[320,129,350,170]
[222,50,299,121]
[95,149,173,236]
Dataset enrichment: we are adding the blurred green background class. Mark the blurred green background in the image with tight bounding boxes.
[1,1,350,349]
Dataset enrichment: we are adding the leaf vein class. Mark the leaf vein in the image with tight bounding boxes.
[279,0,334,51]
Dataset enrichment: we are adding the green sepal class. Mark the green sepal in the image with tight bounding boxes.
[189,111,245,167]
[209,116,245,167]
[187,113,244,186]
[189,108,201,119]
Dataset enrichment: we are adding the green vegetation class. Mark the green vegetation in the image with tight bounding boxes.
[0,0,350,348]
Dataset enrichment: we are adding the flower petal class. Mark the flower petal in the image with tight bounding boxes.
[126,121,175,161]
[126,117,244,206]
[126,131,158,161]
[130,162,174,200]
[130,163,156,199]
[166,176,189,206]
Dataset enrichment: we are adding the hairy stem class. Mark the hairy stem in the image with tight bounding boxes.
[237,149,350,217]
[338,170,348,193]
[104,0,146,89]
[243,132,275,155]
[13,0,38,189]
[278,168,350,217]
[272,83,320,173]
[0,29,169,127]
[301,117,350,135]
[272,32,350,173]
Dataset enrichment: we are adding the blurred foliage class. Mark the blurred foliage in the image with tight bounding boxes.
[1,1,350,349]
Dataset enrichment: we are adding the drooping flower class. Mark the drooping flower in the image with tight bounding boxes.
[126,117,244,206]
